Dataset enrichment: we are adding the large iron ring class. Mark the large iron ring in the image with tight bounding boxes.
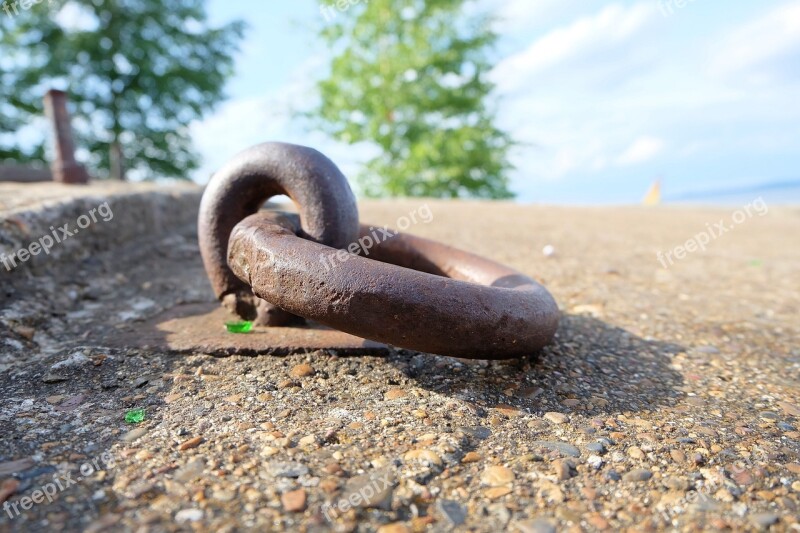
[227,211,560,359]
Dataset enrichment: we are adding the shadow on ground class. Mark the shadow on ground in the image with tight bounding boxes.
[398,313,686,417]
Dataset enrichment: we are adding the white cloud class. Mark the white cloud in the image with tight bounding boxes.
[189,60,378,193]
[190,96,289,182]
[711,2,800,85]
[616,136,665,166]
[189,56,319,183]
[491,3,658,93]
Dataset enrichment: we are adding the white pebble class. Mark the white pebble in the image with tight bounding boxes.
[587,455,604,469]
[175,509,203,523]
[542,244,555,257]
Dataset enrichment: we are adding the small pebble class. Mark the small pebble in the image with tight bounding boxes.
[485,486,512,499]
[436,499,467,527]
[173,459,204,482]
[384,388,407,400]
[462,451,482,463]
[664,477,690,491]
[544,412,568,424]
[178,436,203,451]
[532,441,581,458]
[13,325,35,340]
[344,469,394,509]
[281,489,307,512]
[404,449,443,467]
[481,465,515,487]
[0,478,20,503]
[623,469,653,482]
[377,524,410,533]
[174,509,203,523]
[122,428,147,443]
[749,512,779,529]
[514,517,557,533]
[298,435,317,447]
[587,455,603,470]
[270,462,309,478]
[553,459,576,481]
[779,401,800,417]
[586,442,605,454]
[586,514,610,530]
[290,364,315,378]
[628,447,645,460]
[670,449,686,463]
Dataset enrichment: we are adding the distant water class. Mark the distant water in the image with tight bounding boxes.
[664,179,800,205]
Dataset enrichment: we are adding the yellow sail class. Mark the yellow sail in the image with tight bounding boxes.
[642,179,661,206]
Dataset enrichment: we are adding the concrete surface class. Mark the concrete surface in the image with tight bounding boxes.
[0,188,798,532]
[0,165,52,184]
[0,182,200,277]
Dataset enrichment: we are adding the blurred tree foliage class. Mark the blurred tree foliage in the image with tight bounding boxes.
[0,0,243,180]
[313,0,514,198]
[0,15,42,163]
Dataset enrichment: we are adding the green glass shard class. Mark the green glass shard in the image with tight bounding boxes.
[125,408,145,424]
[225,320,254,333]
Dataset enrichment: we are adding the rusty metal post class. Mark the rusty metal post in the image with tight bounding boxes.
[43,89,89,184]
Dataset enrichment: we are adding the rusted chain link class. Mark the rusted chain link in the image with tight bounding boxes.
[199,142,559,359]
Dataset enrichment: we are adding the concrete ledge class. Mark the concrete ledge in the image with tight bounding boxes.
[0,164,52,184]
[0,182,202,277]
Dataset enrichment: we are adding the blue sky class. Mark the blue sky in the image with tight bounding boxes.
[193,0,800,204]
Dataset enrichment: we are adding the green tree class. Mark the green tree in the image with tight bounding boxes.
[312,0,514,199]
[0,0,244,180]
[0,15,42,163]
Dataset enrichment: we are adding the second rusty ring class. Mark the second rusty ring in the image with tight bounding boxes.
[227,211,560,360]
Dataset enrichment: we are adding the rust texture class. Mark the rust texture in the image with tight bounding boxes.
[198,142,359,325]
[227,211,560,359]
[43,89,89,184]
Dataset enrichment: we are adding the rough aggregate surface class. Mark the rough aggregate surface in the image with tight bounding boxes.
[0,197,799,532]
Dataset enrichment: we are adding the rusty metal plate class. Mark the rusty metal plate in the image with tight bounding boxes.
[107,303,390,356]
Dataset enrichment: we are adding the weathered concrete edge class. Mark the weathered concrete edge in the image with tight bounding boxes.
[0,186,202,278]
[0,164,52,183]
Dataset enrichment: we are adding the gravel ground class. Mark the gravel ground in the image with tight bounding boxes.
[1,196,799,532]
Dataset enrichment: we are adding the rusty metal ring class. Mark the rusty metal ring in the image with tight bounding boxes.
[198,142,359,325]
[227,211,560,359]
